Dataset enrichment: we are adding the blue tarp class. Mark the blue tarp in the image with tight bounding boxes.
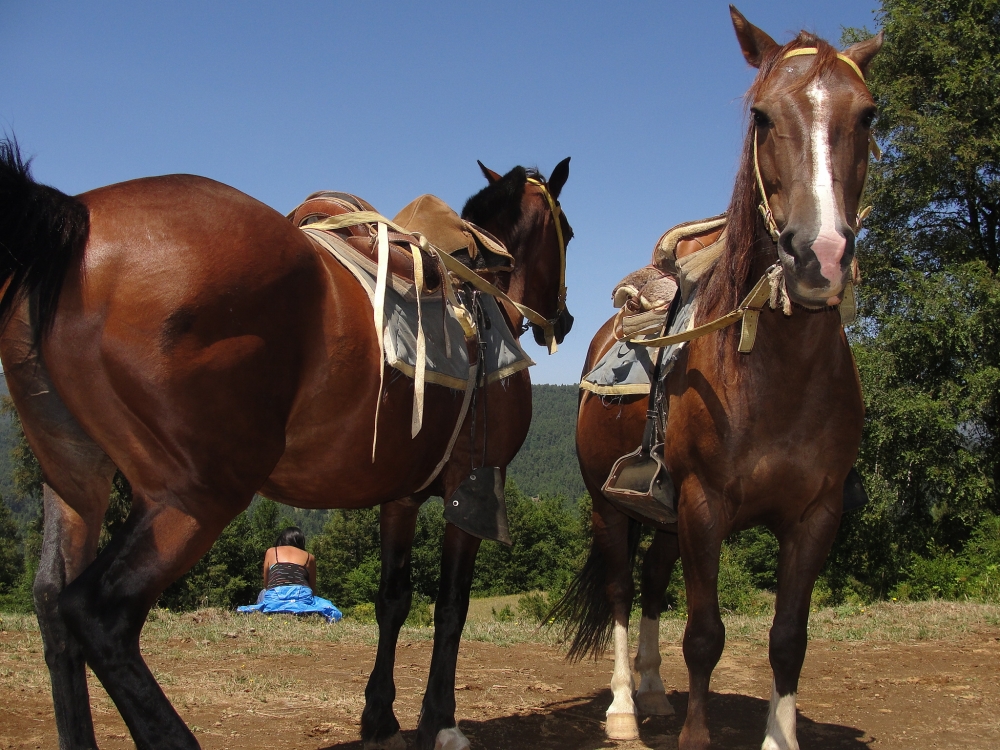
[237,585,342,623]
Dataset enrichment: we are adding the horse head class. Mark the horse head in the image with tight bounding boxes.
[731,6,883,308]
[462,158,574,349]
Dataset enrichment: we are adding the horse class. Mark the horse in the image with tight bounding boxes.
[559,8,881,750]
[0,147,573,750]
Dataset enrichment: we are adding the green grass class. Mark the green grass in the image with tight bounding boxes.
[3,598,997,651]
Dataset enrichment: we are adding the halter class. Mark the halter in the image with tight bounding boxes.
[753,48,881,244]
[526,176,568,354]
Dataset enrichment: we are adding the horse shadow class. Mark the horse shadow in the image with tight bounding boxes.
[319,689,869,749]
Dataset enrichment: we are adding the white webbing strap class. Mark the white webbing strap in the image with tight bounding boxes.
[371,222,390,461]
[410,241,427,438]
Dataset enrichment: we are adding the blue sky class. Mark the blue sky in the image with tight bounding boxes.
[1,1,880,383]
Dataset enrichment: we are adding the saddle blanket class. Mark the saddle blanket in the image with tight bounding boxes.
[306,228,533,390]
[580,295,696,396]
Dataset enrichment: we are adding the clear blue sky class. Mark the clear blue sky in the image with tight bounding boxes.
[1,1,880,384]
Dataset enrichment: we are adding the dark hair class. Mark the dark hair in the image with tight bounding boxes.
[275,526,306,550]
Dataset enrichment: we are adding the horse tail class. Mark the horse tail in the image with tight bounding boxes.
[548,516,643,662]
[0,137,89,341]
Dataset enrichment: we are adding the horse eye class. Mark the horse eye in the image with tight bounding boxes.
[752,109,772,128]
[860,110,876,129]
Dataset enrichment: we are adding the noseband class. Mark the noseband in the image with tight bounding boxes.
[526,176,568,354]
[753,48,881,245]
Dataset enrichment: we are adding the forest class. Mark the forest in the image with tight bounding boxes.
[1,0,998,620]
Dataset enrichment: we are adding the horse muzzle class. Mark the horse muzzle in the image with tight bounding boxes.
[532,307,574,348]
[777,225,855,308]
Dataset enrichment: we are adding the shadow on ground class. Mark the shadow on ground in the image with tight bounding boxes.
[321,689,869,749]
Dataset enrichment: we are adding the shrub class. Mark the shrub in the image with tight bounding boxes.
[517,591,549,623]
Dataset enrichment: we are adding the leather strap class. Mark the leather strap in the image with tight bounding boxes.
[630,270,774,352]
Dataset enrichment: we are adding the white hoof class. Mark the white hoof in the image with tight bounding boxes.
[605,712,640,741]
[635,690,675,716]
[434,726,470,750]
[364,732,407,750]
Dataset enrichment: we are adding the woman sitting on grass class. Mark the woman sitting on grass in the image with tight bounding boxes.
[237,526,342,622]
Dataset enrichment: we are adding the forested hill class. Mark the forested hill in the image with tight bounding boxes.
[506,384,584,501]
[0,378,588,530]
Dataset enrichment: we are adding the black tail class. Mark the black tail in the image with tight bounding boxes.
[547,517,643,662]
[0,137,88,341]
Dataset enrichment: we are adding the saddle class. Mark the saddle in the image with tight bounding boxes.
[288,192,514,293]
[608,214,726,341]
[290,191,443,291]
[601,214,727,527]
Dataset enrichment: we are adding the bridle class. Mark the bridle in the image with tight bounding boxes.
[525,176,569,354]
[753,47,881,244]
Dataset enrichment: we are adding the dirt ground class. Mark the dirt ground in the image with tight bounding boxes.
[2,602,999,749]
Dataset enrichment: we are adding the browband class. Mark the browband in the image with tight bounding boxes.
[782,47,865,83]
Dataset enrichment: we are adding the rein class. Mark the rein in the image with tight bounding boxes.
[526,176,568,354]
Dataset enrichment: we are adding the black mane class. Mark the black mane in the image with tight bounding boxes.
[461,166,534,228]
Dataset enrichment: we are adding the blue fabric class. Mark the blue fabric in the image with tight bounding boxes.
[237,585,342,623]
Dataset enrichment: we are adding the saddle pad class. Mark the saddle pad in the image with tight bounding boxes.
[580,290,697,396]
[306,228,533,390]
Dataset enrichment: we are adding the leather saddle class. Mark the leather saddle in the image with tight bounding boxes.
[290,191,443,291]
[289,192,514,294]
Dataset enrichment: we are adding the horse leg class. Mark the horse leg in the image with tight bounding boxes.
[677,508,726,750]
[762,505,840,750]
[361,498,421,750]
[634,530,680,717]
[415,522,480,750]
[3,327,116,749]
[586,493,641,741]
[35,479,113,750]
[59,492,246,750]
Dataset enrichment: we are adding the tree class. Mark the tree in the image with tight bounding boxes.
[0,497,23,593]
[830,0,1000,597]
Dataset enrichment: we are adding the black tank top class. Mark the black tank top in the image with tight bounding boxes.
[267,547,310,589]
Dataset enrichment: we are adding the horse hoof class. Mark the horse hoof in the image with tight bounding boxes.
[434,726,470,750]
[364,732,407,750]
[635,690,675,716]
[605,712,640,740]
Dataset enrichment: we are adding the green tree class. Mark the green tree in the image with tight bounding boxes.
[831,0,1000,597]
[0,497,23,593]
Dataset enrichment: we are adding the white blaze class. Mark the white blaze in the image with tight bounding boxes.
[806,80,846,286]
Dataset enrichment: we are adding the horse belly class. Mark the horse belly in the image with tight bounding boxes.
[262,376,468,509]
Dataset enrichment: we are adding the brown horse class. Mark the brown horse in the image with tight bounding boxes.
[561,8,881,750]
[0,149,572,750]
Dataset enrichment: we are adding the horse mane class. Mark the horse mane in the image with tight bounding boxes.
[461,166,544,253]
[699,32,841,327]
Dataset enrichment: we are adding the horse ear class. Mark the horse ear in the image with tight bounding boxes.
[477,160,502,184]
[729,5,778,69]
[842,31,884,78]
[548,157,570,200]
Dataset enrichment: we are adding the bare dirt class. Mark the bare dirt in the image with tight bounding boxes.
[2,608,999,749]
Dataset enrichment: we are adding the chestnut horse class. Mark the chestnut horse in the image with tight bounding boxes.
[0,150,572,750]
[561,9,881,750]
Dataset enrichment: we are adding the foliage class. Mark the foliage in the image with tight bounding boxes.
[0,498,23,593]
[828,0,1000,598]
[472,483,588,596]
[517,591,549,623]
[506,385,584,501]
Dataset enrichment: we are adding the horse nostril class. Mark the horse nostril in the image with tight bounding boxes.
[778,230,797,261]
